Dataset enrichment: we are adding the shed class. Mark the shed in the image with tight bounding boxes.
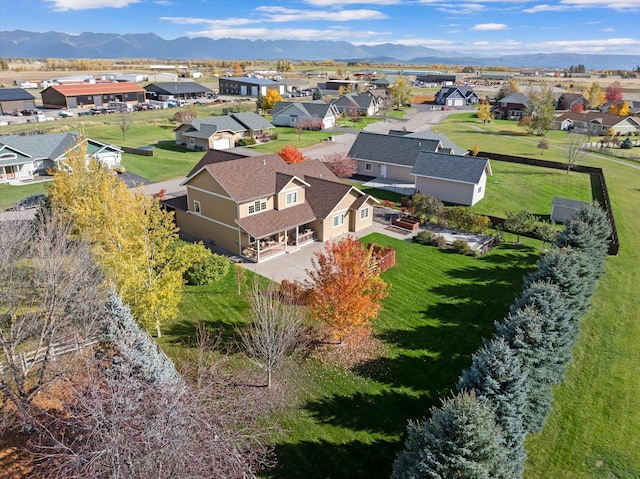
[0,88,37,115]
[550,197,590,223]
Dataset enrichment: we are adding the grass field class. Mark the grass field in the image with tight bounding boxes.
[434,113,640,479]
[162,233,541,479]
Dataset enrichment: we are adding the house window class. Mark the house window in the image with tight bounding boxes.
[248,199,267,215]
[193,200,201,214]
[365,163,373,172]
[360,207,369,220]
[189,138,195,145]
[477,186,482,193]
[286,191,298,206]
[333,213,345,227]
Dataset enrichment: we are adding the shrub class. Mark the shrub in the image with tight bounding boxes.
[183,252,230,285]
[237,138,257,146]
[433,234,447,249]
[446,207,477,232]
[473,214,491,233]
[452,239,472,255]
[620,137,633,149]
[414,230,434,245]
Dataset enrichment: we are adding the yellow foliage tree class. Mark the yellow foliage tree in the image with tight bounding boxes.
[608,101,629,116]
[49,142,208,337]
[261,88,283,111]
[477,103,492,123]
[586,82,605,109]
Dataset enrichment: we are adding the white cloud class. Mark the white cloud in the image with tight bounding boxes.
[523,4,571,12]
[254,6,386,22]
[525,0,640,12]
[304,0,399,4]
[44,0,140,10]
[187,26,384,42]
[471,23,508,30]
[601,28,615,32]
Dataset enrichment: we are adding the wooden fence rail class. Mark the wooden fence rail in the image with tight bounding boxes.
[1,336,98,375]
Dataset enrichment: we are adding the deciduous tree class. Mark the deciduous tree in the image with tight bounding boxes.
[537,138,549,155]
[262,88,283,111]
[305,236,389,342]
[504,209,537,243]
[278,145,306,164]
[527,86,556,135]
[477,103,492,123]
[49,142,208,337]
[392,391,510,479]
[565,132,588,173]
[586,82,605,109]
[238,281,309,387]
[322,152,357,178]
[605,80,624,102]
[608,101,629,116]
[391,76,412,109]
[0,213,105,434]
[407,193,444,223]
[534,219,557,249]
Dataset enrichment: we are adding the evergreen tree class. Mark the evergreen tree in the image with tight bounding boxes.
[392,391,510,479]
[312,88,322,101]
[510,280,573,384]
[100,293,180,385]
[458,338,528,478]
[495,307,554,433]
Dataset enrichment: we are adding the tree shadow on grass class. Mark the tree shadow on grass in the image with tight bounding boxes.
[265,438,398,479]
[162,318,244,348]
[154,140,192,153]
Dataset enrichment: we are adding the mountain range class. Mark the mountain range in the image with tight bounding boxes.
[2,30,639,70]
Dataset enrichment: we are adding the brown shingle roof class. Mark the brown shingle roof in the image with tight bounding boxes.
[46,82,145,96]
[186,150,251,178]
[556,111,640,126]
[304,176,353,219]
[236,203,316,238]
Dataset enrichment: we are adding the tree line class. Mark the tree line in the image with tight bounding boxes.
[392,203,611,478]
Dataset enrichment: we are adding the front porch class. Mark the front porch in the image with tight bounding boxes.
[242,226,317,262]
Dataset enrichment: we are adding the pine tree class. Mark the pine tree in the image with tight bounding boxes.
[100,293,180,385]
[458,338,528,478]
[392,390,510,479]
[510,280,573,384]
[495,307,554,433]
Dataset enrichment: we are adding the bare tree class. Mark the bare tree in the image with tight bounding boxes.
[30,296,274,478]
[0,213,106,434]
[345,106,360,126]
[566,132,588,173]
[118,110,132,139]
[238,281,309,387]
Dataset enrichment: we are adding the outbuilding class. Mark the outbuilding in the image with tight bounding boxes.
[0,88,37,115]
[40,82,146,109]
[144,81,213,100]
[550,197,590,223]
[218,77,285,96]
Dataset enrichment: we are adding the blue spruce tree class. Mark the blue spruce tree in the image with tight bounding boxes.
[392,390,510,479]
[458,338,528,478]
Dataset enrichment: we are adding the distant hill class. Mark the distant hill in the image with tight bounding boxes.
[1,30,639,70]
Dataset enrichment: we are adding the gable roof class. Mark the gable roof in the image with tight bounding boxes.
[0,88,36,102]
[145,81,213,95]
[412,152,492,185]
[437,86,477,99]
[348,131,441,167]
[271,101,335,119]
[0,132,79,160]
[43,82,145,96]
[231,111,275,131]
[186,149,251,178]
[391,130,469,156]
[496,92,529,106]
[556,111,640,127]
[552,196,590,210]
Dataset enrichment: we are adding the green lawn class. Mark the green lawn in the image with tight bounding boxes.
[163,235,541,479]
[249,127,334,153]
[0,181,51,211]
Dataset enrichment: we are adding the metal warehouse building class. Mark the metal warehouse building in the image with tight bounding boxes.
[40,82,146,109]
[218,77,285,96]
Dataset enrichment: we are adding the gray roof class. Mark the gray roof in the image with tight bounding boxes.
[437,86,477,99]
[145,82,213,95]
[398,130,469,156]
[552,197,590,210]
[348,131,441,167]
[222,77,284,86]
[272,101,333,119]
[0,132,79,160]
[0,88,36,102]
[496,92,530,106]
[231,111,275,131]
[412,152,491,184]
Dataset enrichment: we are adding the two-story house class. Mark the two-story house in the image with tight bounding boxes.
[491,92,530,120]
[434,86,479,107]
[164,153,378,262]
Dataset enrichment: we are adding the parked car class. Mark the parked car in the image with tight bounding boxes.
[111,164,126,174]
[58,110,75,117]
[13,193,46,211]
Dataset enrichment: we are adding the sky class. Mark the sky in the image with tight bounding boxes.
[1,0,640,56]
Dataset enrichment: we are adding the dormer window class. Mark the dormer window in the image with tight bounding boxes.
[248,199,267,215]
[286,191,298,206]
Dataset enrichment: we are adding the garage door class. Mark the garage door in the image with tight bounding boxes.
[213,138,231,150]
[448,98,464,107]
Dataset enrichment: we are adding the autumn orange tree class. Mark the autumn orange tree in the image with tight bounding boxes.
[305,236,389,342]
[278,145,306,164]
[608,101,629,116]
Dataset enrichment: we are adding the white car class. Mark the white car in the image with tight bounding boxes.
[58,110,75,118]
